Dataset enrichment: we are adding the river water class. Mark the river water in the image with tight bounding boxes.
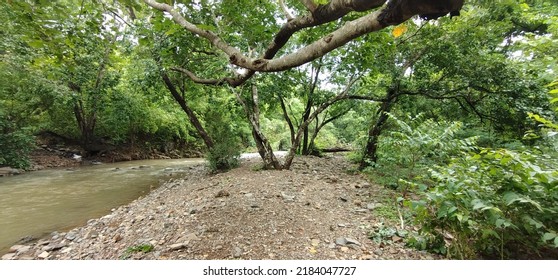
[0,158,203,253]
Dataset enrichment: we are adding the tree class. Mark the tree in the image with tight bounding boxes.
[140,0,464,84]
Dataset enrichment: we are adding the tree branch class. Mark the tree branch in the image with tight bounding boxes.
[145,0,464,84]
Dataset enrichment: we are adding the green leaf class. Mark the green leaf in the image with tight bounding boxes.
[196,24,217,32]
[543,232,557,241]
[314,0,329,5]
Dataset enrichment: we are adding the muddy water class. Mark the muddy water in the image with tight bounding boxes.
[0,158,203,253]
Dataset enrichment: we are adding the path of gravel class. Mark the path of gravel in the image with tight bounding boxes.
[2,155,440,260]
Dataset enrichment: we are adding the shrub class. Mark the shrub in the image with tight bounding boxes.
[405,148,558,259]
[206,141,240,172]
[0,116,35,169]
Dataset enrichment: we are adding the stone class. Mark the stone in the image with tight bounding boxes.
[328,243,336,249]
[184,233,200,242]
[340,246,350,252]
[9,245,25,253]
[61,247,72,254]
[345,237,361,246]
[366,203,378,210]
[38,251,50,259]
[215,190,230,198]
[392,236,403,242]
[0,167,20,176]
[232,247,243,258]
[361,254,373,260]
[311,239,320,247]
[169,243,186,251]
[65,232,77,241]
[280,192,295,202]
[374,249,383,256]
[337,224,346,227]
[335,237,347,246]
[1,253,15,260]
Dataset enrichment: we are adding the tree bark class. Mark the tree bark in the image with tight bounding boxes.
[359,88,399,170]
[161,72,215,150]
[233,85,282,169]
[144,0,463,76]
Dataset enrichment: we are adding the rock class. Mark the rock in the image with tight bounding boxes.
[65,232,77,241]
[61,247,72,254]
[0,167,20,176]
[345,238,361,246]
[339,197,348,202]
[311,239,320,247]
[2,253,16,260]
[183,233,200,243]
[366,203,378,210]
[169,243,186,251]
[244,193,253,198]
[335,237,347,246]
[84,230,99,239]
[44,243,65,252]
[232,247,243,258]
[280,192,295,202]
[374,249,383,256]
[392,236,403,242]
[215,190,230,198]
[38,251,50,259]
[361,254,373,260]
[337,224,346,227]
[9,245,25,253]
[328,243,336,249]
[340,246,350,252]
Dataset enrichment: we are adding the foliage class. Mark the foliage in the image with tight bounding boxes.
[369,113,477,188]
[405,148,558,259]
[119,244,154,260]
[0,115,35,169]
[205,102,242,172]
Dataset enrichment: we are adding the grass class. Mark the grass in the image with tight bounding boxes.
[119,244,154,260]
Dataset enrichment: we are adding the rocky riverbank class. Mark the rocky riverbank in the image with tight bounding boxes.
[2,155,440,260]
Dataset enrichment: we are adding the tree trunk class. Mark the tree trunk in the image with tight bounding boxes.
[234,85,282,169]
[161,72,214,150]
[359,88,398,170]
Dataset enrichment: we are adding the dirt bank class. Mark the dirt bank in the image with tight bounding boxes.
[2,155,440,260]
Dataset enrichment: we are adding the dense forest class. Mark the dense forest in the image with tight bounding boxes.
[1,0,557,259]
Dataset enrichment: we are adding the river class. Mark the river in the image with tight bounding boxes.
[0,158,203,254]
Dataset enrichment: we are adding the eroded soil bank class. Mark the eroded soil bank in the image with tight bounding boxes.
[2,155,440,260]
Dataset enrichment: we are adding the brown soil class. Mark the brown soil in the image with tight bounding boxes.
[4,154,440,260]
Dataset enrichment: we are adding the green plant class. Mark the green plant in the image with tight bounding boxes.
[119,244,154,260]
[405,148,558,259]
[0,114,35,169]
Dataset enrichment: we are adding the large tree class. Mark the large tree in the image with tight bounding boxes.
[141,0,464,84]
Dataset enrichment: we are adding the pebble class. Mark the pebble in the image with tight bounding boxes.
[38,251,50,259]
[65,232,77,241]
[169,243,186,251]
[345,237,361,246]
[232,247,243,258]
[335,237,347,245]
[1,253,15,260]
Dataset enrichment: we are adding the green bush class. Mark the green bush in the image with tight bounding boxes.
[206,141,240,172]
[405,148,558,259]
[0,115,35,169]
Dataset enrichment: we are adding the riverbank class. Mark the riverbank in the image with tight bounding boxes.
[2,155,440,260]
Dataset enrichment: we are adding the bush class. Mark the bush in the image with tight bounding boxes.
[0,116,35,169]
[405,148,558,259]
[206,141,240,172]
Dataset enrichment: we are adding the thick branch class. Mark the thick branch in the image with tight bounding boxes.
[146,0,464,81]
